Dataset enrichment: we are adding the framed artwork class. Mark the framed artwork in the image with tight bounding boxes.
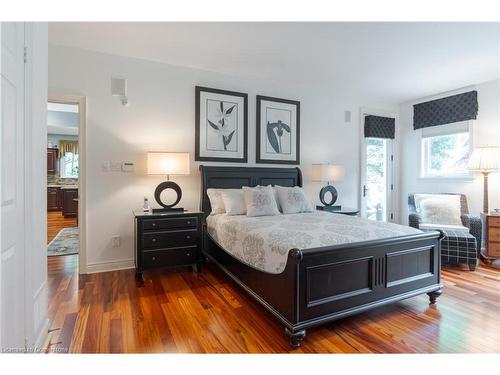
[256,95,300,164]
[195,86,248,163]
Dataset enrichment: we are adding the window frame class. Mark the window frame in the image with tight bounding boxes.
[59,151,79,179]
[418,120,474,181]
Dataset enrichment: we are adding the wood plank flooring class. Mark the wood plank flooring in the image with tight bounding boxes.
[46,254,500,353]
[47,211,77,243]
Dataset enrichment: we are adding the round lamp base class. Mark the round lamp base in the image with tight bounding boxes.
[154,181,182,209]
[319,185,338,207]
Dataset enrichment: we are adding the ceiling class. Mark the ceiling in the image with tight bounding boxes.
[48,22,500,103]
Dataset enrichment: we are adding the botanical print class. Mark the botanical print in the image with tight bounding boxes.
[256,95,300,164]
[266,108,292,154]
[207,211,421,274]
[207,99,238,152]
[195,86,248,162]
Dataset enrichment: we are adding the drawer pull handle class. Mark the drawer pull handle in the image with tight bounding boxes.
[187,253,190,256]
[187,221,191,225]
[152,256,156,261]
[186,235,191,239]
[152,238,157,242]
[152,223,156,227]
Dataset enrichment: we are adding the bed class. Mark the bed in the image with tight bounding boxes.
[200,165,443,348]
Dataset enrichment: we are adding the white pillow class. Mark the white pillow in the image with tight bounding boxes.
[255,185,282,212]
[220,189,246,216]
[207,189,225,215]
[243,186,280,217]
[275,186,314,214]
[417,195,462,226]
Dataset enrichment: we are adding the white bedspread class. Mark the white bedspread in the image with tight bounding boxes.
[207,211,421,274]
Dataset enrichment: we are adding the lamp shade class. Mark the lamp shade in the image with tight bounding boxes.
[147,152,190,176]
[311,164,345,183]
[468,146,500,172]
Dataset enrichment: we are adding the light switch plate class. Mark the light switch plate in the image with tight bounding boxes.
[101,161,110,172]
[122,162,134,173]
[109,162,122,172]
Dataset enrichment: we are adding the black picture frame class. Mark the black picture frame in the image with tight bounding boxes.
[256,95,300,165]
[195,86,248,163]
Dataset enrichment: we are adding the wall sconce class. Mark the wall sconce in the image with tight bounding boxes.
[111,76,129,106]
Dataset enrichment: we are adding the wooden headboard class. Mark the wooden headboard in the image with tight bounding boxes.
[199,165,302,217]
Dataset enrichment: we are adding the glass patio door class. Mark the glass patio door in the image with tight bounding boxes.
[361,137,394,222]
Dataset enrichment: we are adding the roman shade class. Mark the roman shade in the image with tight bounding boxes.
[413,90,478,130]
[59,140,78,157]
[364,115,395,139]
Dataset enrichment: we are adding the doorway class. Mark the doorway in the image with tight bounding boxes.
[360,112,395,222]
[46,95,86,273]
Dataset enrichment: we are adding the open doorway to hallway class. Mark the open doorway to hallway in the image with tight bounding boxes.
[46,100,80,263]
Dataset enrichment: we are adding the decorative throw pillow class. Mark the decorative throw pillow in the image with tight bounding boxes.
[275,186,314,214]
[255,184,282,212]
[416,195,462,226]
[207,189,225,215]
[243,186,280,217]
[220,189,247,216]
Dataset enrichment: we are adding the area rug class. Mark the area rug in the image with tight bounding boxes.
[47,227,79,256]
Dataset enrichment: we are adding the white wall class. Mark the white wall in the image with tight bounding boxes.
[48,45,398,272]
[399,79,500,223]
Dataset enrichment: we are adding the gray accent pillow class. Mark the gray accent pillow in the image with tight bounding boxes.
[275,186,314,214]
[243,186,280,217]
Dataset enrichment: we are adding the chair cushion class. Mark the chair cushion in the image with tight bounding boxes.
[414,194,462,226]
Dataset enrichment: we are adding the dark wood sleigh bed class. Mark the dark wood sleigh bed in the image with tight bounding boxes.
[199,165,443,348]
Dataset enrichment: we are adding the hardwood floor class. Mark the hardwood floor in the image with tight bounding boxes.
[48,211,77,243]
[46,254,500,353]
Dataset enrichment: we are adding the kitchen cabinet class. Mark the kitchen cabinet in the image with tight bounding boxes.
[62,188,78,218]
[47,148,58,174]
[47,187,60,211]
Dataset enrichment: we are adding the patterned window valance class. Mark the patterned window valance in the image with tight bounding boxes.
[59,140,78,157]
[364,115,395,139]
[413,90,478,130]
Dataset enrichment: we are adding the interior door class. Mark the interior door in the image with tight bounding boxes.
[1,22,26,350]
[361,131,394,222]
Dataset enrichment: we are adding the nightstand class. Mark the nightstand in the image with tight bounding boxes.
[481,212,500,261]
[133,210,204,281]
[316,206,360,216]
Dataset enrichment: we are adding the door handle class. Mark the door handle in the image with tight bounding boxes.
[363,185,368,197]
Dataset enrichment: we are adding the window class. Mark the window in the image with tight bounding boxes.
[61,152,79,178]
[420,121,471,178]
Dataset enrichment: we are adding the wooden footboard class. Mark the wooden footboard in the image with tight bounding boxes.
[203,229,443,348]
[295,231,442,328]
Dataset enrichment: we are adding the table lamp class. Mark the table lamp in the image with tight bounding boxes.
[468,146,500,213]
[147,152,190,212]
[311,163,345,210]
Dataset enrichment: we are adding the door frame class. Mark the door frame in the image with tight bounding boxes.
[48,94,87,274]
[359,108,398,222]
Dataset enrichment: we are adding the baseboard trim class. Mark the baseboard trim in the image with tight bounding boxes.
[85,259,135,274]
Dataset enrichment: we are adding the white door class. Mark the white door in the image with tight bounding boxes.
[361,135,394,222]
[1,22,26,351]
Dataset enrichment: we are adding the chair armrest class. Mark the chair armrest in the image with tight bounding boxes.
[462,214,482,251]
[409,213,422,229]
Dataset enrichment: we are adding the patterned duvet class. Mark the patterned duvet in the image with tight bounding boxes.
[207,211,421,274]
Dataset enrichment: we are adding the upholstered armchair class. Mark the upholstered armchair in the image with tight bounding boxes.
[408,193,482,253]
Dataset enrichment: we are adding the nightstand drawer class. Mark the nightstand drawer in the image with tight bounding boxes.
[489,217,500,227]
[489,242,500,257]
[143,247,197,268]
[488,228,500,242]
[143,229,198,249]
[143,217,198,231]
